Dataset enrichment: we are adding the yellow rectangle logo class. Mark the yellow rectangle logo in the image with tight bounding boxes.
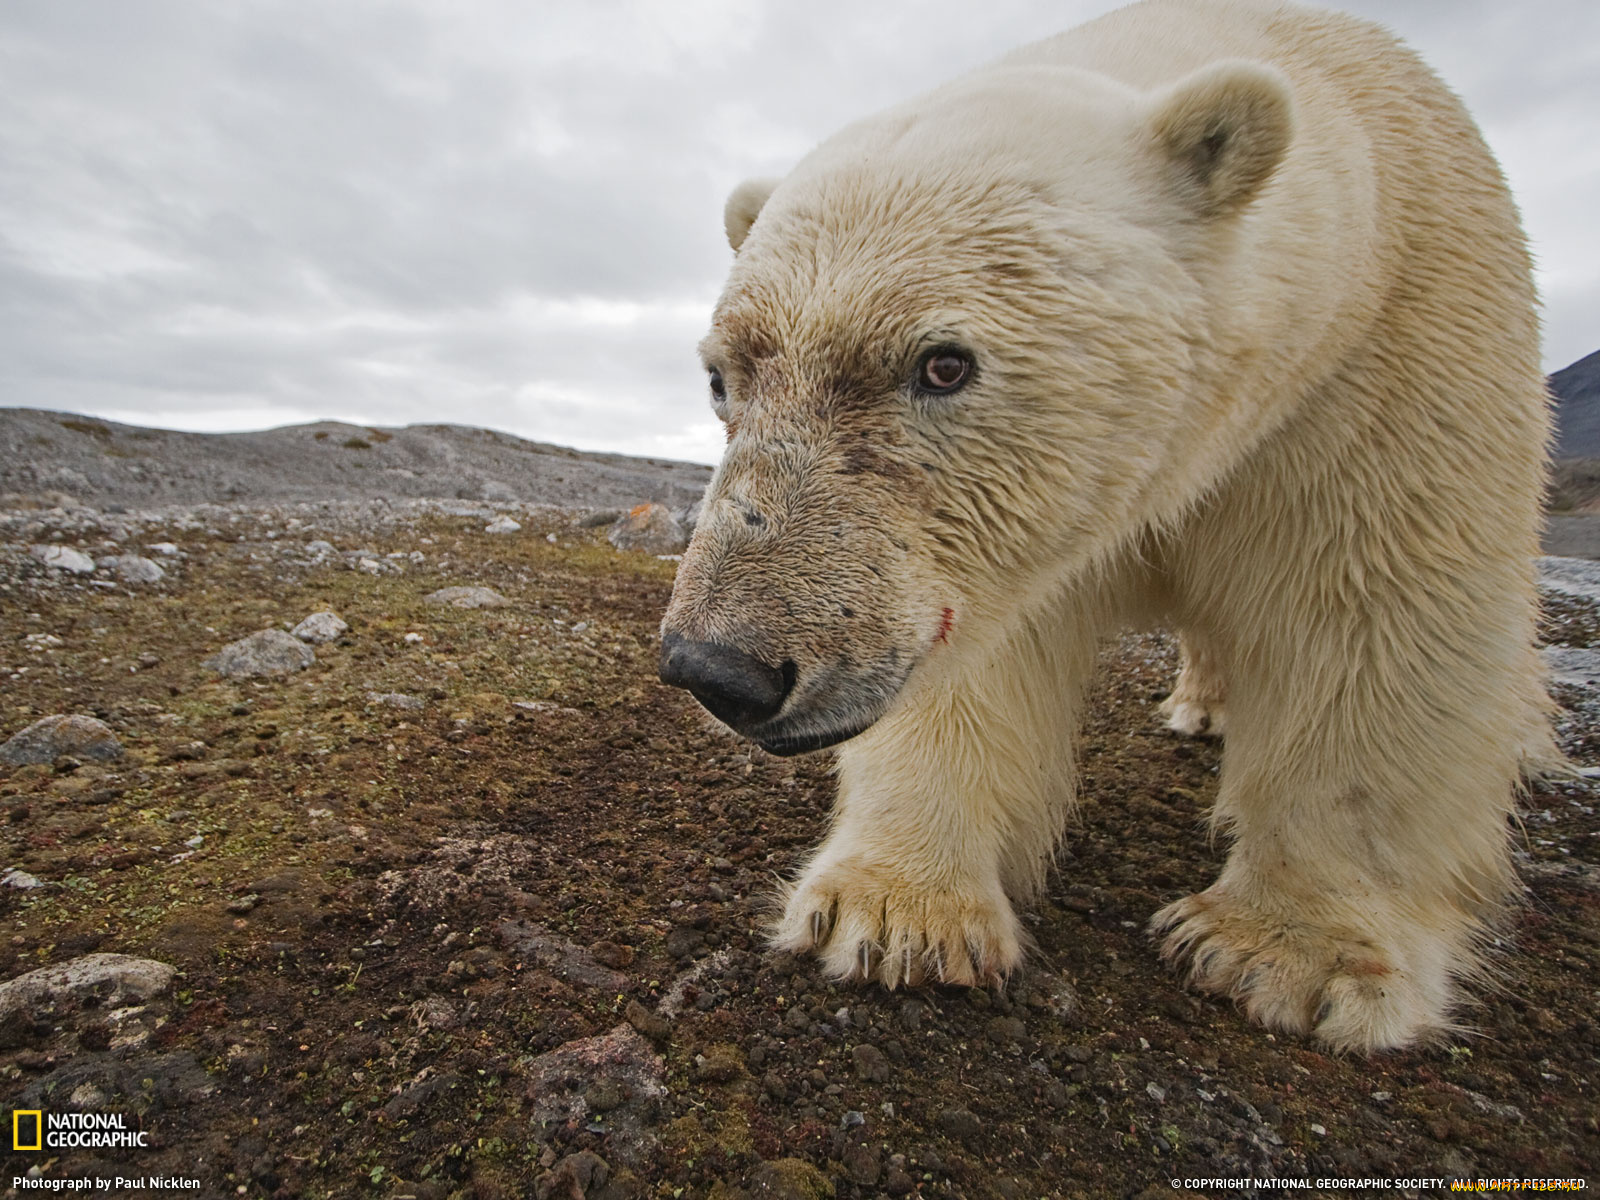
[13,1109,43,1151]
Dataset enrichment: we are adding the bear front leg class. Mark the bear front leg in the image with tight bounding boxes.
[773,614,1094,989]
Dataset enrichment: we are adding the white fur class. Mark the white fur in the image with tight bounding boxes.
[667,0,1555,1054]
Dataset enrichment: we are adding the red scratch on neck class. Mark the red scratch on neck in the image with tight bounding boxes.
[935,607,955,644]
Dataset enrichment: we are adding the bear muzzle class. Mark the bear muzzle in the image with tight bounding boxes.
[657,632,886,756]
[658,632,793,728]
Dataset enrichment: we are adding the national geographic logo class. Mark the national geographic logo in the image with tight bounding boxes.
[11,1109,149,1150]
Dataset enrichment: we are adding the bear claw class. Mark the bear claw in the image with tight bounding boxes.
[774,860,1023,992]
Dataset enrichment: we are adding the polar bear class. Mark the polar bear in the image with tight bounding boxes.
[658,0,1552,1053]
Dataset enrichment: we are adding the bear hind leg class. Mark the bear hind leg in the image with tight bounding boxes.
[1159,631,1228,738]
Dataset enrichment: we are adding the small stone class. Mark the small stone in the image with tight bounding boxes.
[227,895,259,915]
[607,504,687,555]
[589,941,634,969]
[884,1168,915,1196]
[987,1015,1026,1044]
[1,869,45,890]
[1146,1082,1166,1102]
[898,999,923,1032]
[534,1151,609,1200]
[938,1106,982,1142]
[852,1044,892,1083]
[145,542,181,556]
[664,925,704,959]
[425,586,510,609]
[585,1079,626,1112]
[693,1042,745,1083]
[291,612,348,643]
[202,629,315,678]
[99,554,165,583]
[624,999,670,1044]
[841,1141,881,1185]
[29,545,95,574]
[485,516,522,535]
[1,715,123,765]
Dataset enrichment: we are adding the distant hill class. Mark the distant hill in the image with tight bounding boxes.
[1552,348,1600,460]
[0,408,711,511]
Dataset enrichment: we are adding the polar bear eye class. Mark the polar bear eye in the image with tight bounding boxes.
[915,348,974,396]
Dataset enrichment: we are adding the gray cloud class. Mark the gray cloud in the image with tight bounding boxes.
[1,0,1594,466]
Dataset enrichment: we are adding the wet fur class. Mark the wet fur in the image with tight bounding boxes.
[662,0,1554,1053]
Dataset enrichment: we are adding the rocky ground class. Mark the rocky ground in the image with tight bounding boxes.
[0,493,1596,1200]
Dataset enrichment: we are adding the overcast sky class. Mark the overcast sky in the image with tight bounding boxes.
[1,1,1595,466]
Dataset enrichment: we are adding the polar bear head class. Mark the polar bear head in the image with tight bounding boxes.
[661,60,1293,754]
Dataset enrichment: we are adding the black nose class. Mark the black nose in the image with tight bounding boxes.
[659,633,792,728]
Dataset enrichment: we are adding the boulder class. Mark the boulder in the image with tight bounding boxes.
[0,953,177,1023]
[99,554,165,584]
[29,545,95,574]
[425,587,510,609]
[0,715,123,765]
[292,611,349,644]
[608,503,687,555]
[202,629,316,678]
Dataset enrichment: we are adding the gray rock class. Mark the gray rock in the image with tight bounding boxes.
[938,1106,983,1141]
[367,691,424,711]
[29,544,95,574]
[425,586,510,609]
[203,629,316,678]
[671,499,704,535]
[0,953,176,1022]
[1,715,123,765]
[524,1025,666,1168]
[292,611,349,643]
[484,515,522,534]
[853,1043,892,1082]
[98,554,165,583]
[1,868,45,890]
[497,920,630,992]
[479,480,518,503]
[534,1151,609,1200]
[145,542,181,556]
[607,503,687,555]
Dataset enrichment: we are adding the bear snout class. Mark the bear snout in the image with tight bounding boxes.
[658,632,794,730]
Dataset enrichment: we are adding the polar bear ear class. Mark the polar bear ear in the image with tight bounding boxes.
[1148,60,1294,218]
[724,177,780,252]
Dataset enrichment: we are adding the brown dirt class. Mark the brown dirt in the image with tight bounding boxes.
[1,506,1596,1199]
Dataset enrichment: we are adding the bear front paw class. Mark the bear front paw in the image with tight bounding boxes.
[1152,889,1454,1054]
[773,860,1024,989]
